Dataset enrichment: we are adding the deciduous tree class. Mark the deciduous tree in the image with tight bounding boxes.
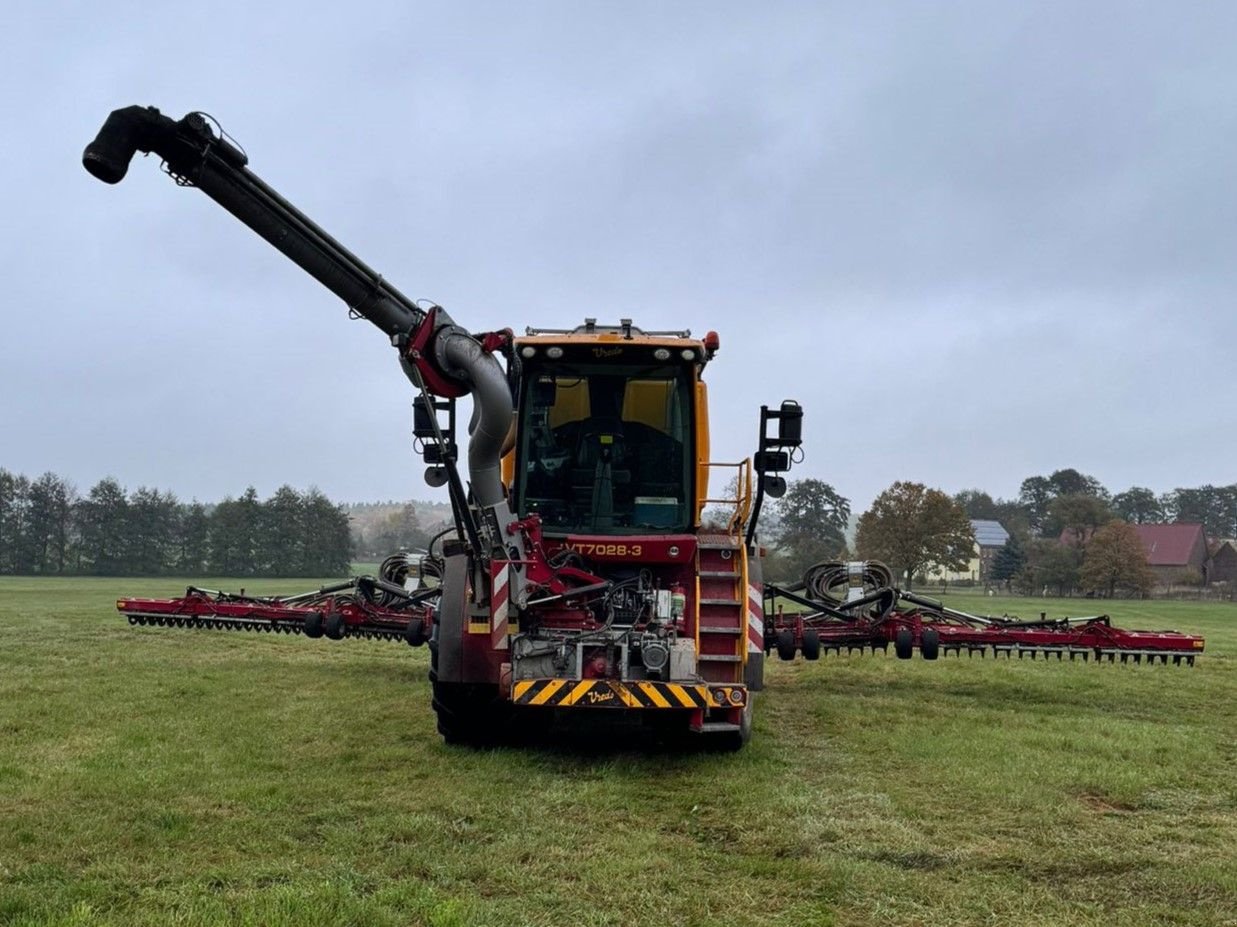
[1015,539,1082,596]
[366,503,429,557]
[855,482,973,590]
[954,489,999,520]
[1166,484,1237,538]
[1080,522,1155,597]
[1046,493,1114,545]
[1046,468,1108,500]
[1019,468,1109,535]
[1112,486,1165,524]
[1018,476,1054,535]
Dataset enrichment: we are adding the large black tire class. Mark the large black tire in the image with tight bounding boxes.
[431,681,512,746]
[428,640,511,746]
[895,627,914,660]
[920,627,940,661]
[801,629,821,661]
[324,611,346,641]
[303,611,324,639]
[776,629,797,661]
[404,619,427,647]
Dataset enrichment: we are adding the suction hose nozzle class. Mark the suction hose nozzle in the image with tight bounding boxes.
[82,106,177,184]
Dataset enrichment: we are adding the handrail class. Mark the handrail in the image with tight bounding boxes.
[702,459,754,538]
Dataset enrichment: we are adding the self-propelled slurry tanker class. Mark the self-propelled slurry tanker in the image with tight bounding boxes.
[85,106,1203,750]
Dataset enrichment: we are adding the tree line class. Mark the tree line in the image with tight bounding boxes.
[958,471,1237,542]
[765,466,1222,596]
[0,469,352,577]
[350,503,434,560]
[962,468,1198,596]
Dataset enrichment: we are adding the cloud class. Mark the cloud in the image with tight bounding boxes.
[4,1,1236,511]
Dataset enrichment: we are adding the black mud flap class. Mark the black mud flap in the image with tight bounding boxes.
[433,546,470,684]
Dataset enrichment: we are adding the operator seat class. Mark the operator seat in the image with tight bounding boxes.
[569,418,631,526]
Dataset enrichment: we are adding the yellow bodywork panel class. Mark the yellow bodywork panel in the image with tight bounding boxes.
[694,379,710,525]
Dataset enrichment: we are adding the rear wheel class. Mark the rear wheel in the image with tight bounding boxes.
[303,611,324,639]
[895,628,914,660]
[324,611,346,640]
[921,628,940,661]
[404,618,427,647]
[776,629,796,661]
[801,629,821,661]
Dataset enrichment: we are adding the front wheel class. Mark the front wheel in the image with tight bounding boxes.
[895,627,914,660]
[431,680,511,746]
[429,640,510,746]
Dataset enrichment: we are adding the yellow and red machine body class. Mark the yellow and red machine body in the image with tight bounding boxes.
[424,322,768,741]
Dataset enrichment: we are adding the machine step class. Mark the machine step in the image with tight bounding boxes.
[699,570,740,579]
[699,597,742,606]
[699,624,741,634]
[699,653,741,662]
[697,722,742,733]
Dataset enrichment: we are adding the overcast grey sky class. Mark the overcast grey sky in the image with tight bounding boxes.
[4,2,1236,512]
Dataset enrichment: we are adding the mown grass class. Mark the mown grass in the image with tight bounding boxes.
[1,577,1234,926]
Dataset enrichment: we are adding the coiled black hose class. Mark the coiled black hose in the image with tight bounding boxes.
[803,560,894,605]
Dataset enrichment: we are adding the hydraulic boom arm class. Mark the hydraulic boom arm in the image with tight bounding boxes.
[83,105,522,570]
[84,106,422,338]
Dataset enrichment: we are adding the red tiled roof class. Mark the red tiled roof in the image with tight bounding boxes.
[1131,523,1207,566]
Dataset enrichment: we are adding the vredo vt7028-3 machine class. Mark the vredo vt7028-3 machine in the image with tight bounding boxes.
[84,106,1204,750]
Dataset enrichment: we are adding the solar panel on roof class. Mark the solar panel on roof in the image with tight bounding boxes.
[970,519,1009,546]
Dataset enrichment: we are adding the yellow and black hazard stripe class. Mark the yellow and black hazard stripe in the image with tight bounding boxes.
[511,679,744,709]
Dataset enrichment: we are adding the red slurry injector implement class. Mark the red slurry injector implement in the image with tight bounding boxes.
[117,555,438,644]
[85,105,1203,750]
[765,560,1205,665]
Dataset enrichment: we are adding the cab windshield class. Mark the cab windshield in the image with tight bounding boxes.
[515,362,693,534]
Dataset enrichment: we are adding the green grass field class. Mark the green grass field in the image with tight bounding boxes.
[1,578,1234,926]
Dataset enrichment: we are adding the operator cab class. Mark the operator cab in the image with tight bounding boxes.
[512,321,706,535]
